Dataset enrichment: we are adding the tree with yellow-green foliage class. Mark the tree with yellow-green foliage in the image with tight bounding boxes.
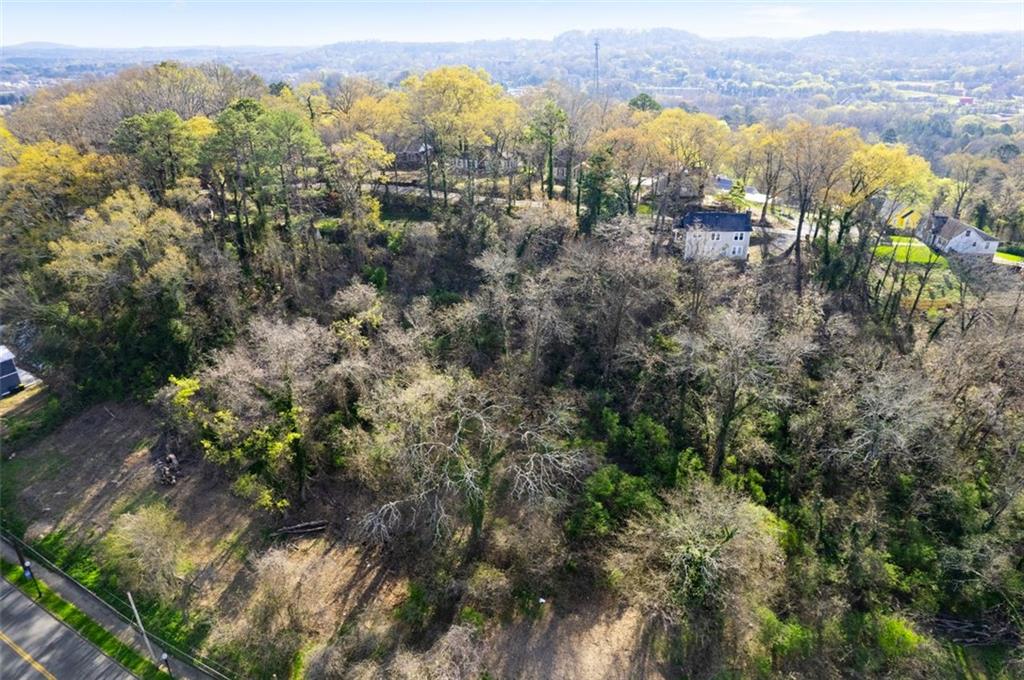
[595,122,658,216]
[402,66,518,206]
[735,123,786,225]
[834,142,934,246]
[0,139,121,274]
[644,108,732,222]
[329,131,395,229]
[8,187,202,396]
[0,119,21,165]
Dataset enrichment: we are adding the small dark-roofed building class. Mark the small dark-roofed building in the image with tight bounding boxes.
[675,210,752,260]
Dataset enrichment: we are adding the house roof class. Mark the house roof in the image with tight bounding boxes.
[926,214,998,242]
[678,211,752,232]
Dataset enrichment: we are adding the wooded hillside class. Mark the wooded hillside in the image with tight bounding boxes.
[1,61,1022,679]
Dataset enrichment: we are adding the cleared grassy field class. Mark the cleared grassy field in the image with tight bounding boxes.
[994,251,1024,264]
[874,242,948,267]
[870,237,960,313]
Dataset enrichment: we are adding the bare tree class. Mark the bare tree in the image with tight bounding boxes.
[560,232,678,382]
[681,309,814,479]
[943,152,988,218]
[825,369,941,471]
[781,122,856,295]
[211,548,334,678]
[355,371,590,551]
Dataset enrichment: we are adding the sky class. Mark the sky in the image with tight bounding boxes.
[2,0,1022,48]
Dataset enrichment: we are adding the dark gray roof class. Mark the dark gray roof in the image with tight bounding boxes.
[679,211,752,232]
[926,213,998,242]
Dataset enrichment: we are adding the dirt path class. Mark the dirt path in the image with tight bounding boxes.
[482,599,668,680]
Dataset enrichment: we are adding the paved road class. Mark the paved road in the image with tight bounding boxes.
[0,580,134,680]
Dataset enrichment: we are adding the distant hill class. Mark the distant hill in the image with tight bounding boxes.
[2,29,1019,106]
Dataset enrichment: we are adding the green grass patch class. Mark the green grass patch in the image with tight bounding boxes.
[889,236,924,245]
[1,390,63,449]
[1,559,168,679]
[994,252,1023,264]
[30,530,212,652]
[314,217,342,232]
[109,487,165,517]
[288,640,320,680]
[874,244,948,267]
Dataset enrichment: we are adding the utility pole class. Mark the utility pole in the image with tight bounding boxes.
[126,591,158,663]
[593,38,600,96]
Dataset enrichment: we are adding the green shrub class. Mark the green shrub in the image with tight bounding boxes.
[722,455,767,503]
[395,581,433,630]
[362,265,388,290]
[101,504,189,600]
[567,465,661,538]
[458,605,487,632]
[429,289,463,307]
[602,409,680,485]
[759,608,815,663]
[876,614,922,660]
[466,563,511,614]
[512,586,545,620]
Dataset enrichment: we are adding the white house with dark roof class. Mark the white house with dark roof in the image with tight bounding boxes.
[675,210,752,260]
[916,213,999,256]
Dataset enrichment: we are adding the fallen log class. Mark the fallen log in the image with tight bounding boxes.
[271,520,328,536]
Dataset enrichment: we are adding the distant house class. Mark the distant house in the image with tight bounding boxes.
[675,210,752,260]
[879,198,921,230]
[453,157,481,171]
[394,142,431,170]
[0,345,22,395]
[916,213,999,256]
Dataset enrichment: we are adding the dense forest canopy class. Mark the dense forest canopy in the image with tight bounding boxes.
[1,59,1022,679]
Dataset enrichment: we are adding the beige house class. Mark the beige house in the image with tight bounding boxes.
[675,211,752,260]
